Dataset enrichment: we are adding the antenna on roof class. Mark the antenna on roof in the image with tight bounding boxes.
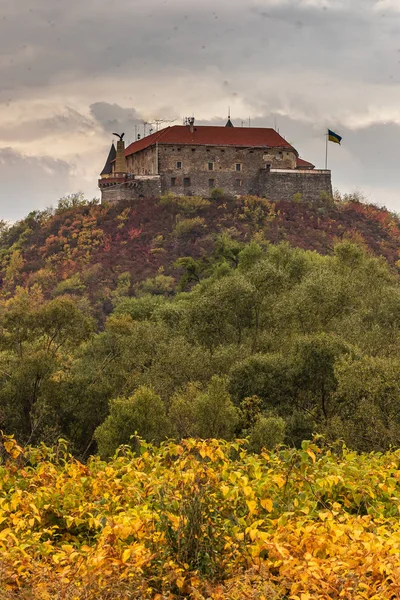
[248,116,251,128]
[150,118,176,131]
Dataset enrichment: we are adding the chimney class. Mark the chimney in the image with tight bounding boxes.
[188,116,195,134]
[115,138,127,174]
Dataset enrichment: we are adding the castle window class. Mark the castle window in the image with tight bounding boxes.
[192,148,196,152]
[221,149,225,153]
[184,177,191,187]
[236,179,243,187]
[235,163,242,172]
[208,162,214,171]
[176,161,182,169]
[209,178,216,188]
[171,177,177,186]
[206,148,210,152]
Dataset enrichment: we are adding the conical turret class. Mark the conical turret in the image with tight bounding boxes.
[100,143,116,177]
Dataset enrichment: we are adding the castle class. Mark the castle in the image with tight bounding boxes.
[98,118,332,203]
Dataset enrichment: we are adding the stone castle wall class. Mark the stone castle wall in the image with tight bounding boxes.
[100,175,161,204]
[158,143,296,177]
[126,147,157,175]
[100,169,332,204]
[255,169,333,202]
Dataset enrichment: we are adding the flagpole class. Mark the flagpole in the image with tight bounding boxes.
[325,131,328,170]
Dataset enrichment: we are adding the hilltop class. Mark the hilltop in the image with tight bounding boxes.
[0,192,399,320]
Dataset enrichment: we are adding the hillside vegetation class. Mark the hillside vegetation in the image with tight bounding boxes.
[0,192,399,319]
[0,193,398,456]
[1,435,400,599]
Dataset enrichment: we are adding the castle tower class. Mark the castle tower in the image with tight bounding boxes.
[225,109,233,127]
[115,137,127,174]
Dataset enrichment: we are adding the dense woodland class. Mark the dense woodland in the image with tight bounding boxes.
[0,191,399,458]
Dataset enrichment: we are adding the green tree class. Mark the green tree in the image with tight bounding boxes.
[185,273,255,349]
[94,387,171,458]
[193,376,239,439]
[0,290,93,444]
[169,383,199,438]
[330,355,400,451]
[248,414,286,453]
[291,333,352,423]
[230,353,294,410]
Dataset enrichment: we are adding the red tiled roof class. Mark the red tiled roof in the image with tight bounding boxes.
[296,157,315,169]
[124,125,297,157]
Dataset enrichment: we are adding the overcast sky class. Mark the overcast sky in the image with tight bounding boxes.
[1,0,400,220]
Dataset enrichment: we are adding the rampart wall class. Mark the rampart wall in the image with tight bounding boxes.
[100,170,332,205]
[100,175,161,204]
[255,169,333,202]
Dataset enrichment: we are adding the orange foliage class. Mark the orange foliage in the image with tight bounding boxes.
[1,435,400,598]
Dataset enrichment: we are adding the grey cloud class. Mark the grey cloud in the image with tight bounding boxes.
[0,108,93,144]
[90,102,143,139]
[1,0,399,94]
[90,102,181,144]
[0,149,73,221]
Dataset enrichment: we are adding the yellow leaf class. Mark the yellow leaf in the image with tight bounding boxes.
[176,577,185,589]
[249,528,258,541]
[306,449,316,463]
[0,528,11,540]
[272,474,286,488]
[243,485,253,497]
[246,500,257,514]
[3,441,14,454]
[3,440,23,459]
[221,485,230,497]
[260,498,273,512]
[122,548,131,563]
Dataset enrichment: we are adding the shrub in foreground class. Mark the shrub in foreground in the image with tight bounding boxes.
[1,434,400,598]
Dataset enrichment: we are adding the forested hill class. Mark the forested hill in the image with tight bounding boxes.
[0,192,399,319]
[1,191,400,459]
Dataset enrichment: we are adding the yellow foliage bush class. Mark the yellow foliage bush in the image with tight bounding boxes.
[1,434,400,598]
